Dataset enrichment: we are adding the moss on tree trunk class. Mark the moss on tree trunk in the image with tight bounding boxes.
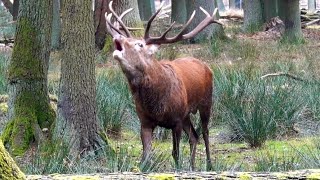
[2,0,55,156]
[0,139,25,180]
[55,0,101,155]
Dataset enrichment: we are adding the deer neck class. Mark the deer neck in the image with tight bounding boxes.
[129,60,181,115]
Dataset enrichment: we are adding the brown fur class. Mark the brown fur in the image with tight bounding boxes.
[112,36,213,170]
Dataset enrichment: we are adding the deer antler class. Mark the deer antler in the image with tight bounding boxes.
[144,7,222,45]
[107,1,132,38]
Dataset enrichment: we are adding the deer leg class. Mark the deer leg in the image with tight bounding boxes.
[200,107,212,170]
[172,123,182,170]
[140,125,153,163]
[183,116,199,171]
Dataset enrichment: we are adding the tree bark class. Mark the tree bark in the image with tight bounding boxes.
[280,0,303,43]
[262,0,277,22]
[112,0,143,37]
[56,0,101,155]
[243,0,263,33]
[229,0,239,9]
[171,0,187,23]
[186,0,224,43]
[94,0,109,50]
[2,0,55,156]
[217,0,226,12]
[138,0,155,21]
[51,0,61,50]
[308,0,316,12]
[0,139,25,180]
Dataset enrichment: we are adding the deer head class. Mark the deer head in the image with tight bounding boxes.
[105,1,222,82]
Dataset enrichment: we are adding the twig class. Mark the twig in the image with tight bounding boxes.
[261,72,305,82]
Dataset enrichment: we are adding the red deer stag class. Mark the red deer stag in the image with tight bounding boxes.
[105,1,221,170]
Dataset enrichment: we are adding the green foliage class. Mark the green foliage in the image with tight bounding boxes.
[254,148,300,172]
[214,66,302,147]
[96,69,136,136]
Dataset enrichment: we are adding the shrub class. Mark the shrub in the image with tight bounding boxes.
[214,66,302,147]
[96,69,136,137]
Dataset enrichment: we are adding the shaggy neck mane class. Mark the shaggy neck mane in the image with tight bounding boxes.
[130,62,182,115]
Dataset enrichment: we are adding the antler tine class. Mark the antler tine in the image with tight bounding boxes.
[183,8,222,39]
[144,3,164,40]
[145,10,196,45]
[108,1,132,38]
[105,13,125,37]
[145,7,223,45]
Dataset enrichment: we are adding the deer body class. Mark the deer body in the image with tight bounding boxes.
[106,1,222,170]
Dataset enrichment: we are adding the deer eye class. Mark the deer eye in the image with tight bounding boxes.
[135,43,143,48]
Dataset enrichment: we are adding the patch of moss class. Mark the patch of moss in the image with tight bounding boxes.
[8,17,42,81]
[0,102,8,113]
[2,90,55,156]
[239,173,252,180]
[0,139,26,180]
[148,173,175,180]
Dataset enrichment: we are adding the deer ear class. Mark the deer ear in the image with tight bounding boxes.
[147,44,159,55]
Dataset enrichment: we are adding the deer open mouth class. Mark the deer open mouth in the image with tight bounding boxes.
[114,38,123,51]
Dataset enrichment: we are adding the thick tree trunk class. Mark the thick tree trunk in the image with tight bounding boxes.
[243,0,263,33]
[217,0,226,12]
[0,139,25,180]
[94,0,109,50]
[56,0,101,155]
[262,0,277,22]
[2,0,54,156]
[51,0,61,50]
[113,0,143,37]
[277,0,285,20]
[281,0,303,43]
[138,0,155,21]
[186,0,224,43]
[171,0,187,23]
[229,0,240,9]
[308,0,316,12]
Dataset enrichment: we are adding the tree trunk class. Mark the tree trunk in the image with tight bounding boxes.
[0,139,25,180]
[51,0,61,50]
[229,0,239,9]
[138,0,155,21]
[186,0,224,43]
[171,0,187,23]
[94,0,109,50]
[56,0,101,155]
[243,0,263,33]
[281,0,303,43]
[12,0,19,20]
[277,0,285,20]
[217,0,226,12]
[2,0,55,156]
[262,0,277,22]
[112,0,143,37]
[308,0,316,12]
